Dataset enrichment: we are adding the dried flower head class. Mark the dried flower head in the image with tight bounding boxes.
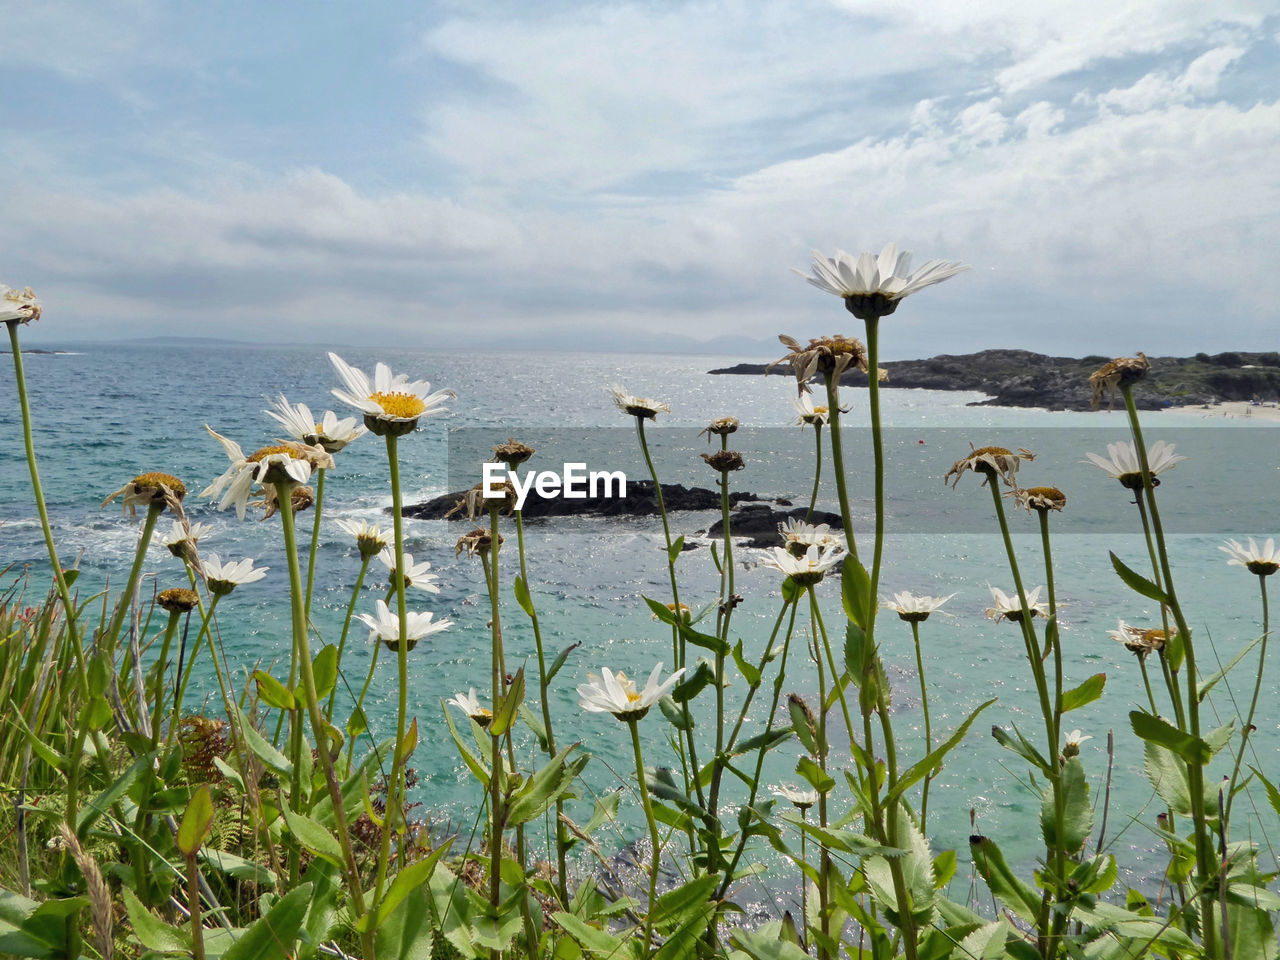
[455,526,503,557]
[608,385,670,420]
[797,243,970,320]
[1,285,41,324]
[985,585,1049,622]
[1010,486,1067,513]
[945,444,1034,489]
[1090,352,1150,409]
[102,472,187,519]
[162,520,213,562]
[773,784,819,810]
[769,334,870,393]
[787,693,818,746]
[261,484,315,520]
[447,481,517,520]
[700,450,745,472]
[157,587,200,613]
[1108,619,1170,657]
[491,439,535,469]
[699,417,739,442]
[1084,440,1185,491]
[1220,537,1280,577]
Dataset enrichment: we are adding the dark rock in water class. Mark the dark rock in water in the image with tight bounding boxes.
[707,503,843,548]
[709,349,1280,411]
[402,480,762,521]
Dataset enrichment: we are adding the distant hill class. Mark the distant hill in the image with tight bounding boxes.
[710,349,1280,411]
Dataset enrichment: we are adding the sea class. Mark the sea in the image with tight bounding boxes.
[2,342,1278,912]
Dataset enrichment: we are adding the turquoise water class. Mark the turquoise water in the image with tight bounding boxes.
[3,342,1278,907]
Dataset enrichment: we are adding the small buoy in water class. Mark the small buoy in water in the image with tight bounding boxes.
[918,439,925,444]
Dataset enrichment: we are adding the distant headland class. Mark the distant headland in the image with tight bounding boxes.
[709,349,1280,411]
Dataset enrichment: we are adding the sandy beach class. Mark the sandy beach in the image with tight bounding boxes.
[1176,400,1280,422]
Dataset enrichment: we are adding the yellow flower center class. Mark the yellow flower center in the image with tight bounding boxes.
[370,392,427,419]
[248,445,298,462]
[813,406,828,414]
[133,472,186,494]
[971,446,1012,458]
[626,691,643,703]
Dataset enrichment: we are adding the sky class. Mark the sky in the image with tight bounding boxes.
[2,0,1279,357]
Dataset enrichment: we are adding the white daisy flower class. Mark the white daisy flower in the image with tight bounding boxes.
[101,472,187,519]
[328,353,454,436]
[607,384,670,420]
[334,518,388,558]
[762,543,845,587]
[203,554,268,596]
[447,688,493,726]
[577,663,684,721]
[355,598,452,652]
[161,519,213,561]
[1,284,41,324]
[778,518,844,556]
[797,243,969,319]
[773,784,819,809]
[199,426,332,521]
[883,590,956,623]
[1220,537,1280,577]
[793,394,831,426]
[377,547,441,593]
[1083,440,1186,491]
[266,394,366,453]
[1062,729,1092,758]
[985,585,1049,623]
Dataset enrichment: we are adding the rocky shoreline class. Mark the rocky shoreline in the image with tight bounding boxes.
[709,348,1280,411]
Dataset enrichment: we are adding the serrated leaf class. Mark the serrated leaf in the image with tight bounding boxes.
[253,670,296,711]
[1130,710,1210,765]
[121,887,192,952]
[1040,756,1092,854]
[1061,673,1106,712]
[235,706,292,776]
[886,699,995,806]
[970,835,1041,925]
[733,639,761,686]
[356,839,453,933]
[841,557,872,629]
[490,668,524,737]
[507,746,589,826]
[1199,634,1263,702]
[222,883,313,960]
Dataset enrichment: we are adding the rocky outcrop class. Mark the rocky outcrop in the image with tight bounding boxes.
[402,480,763,521]
[706,502,843,548]
[710,349,1280,411]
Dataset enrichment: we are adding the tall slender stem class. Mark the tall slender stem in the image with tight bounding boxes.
[303,468,326,623]
[805,426,823,522]
[910,620,934,829]
[1225,575,1270,826]
[326,553,371,721]
[628,719,662,960]
[823,373,860,567]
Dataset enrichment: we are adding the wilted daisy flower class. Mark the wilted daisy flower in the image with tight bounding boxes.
[1009,486,1067,513]
[162,520,213,561]
[1084,440,1185,491]
[1090,353,1150,409]
[797,243,970,320]
[945,444,1034,489]
[762,543,844,587]
[1,285,41,324]
[700,450,745,472]
[200,427,333,521]
[334,518,388,558]
[769,334,870,392]
[157,588,200,613]
[773,784,819,810]
[985,585,1049,622]
[377,548,441,593]
[102,472,187,519]
[491,439,535,469]
[203,555,268,596]
[329,353,454,437]
[577,664,684,721]
[447,688,493,727]
[793,394,831,426]
[699,416,739,442]
[778,518,844,557]
[1220,537,1280,577]
[355,598,452,653]
[266,395,366,453]
[1108,620,1169,657]
[455,527,503,557]
[1062,729,1092,758]
[608,385,670,420]
[883,591,956,623]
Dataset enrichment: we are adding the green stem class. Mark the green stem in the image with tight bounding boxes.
[706,466,735,875]
[326,553,371,721]
[910,620,933,830]
[1225,575,1270,826]
[805,426,823,522]
[103,502,164,652]
[150,611,182,750]
[302,468,325,625]
[629,719,662,960]
[823,373,861,567]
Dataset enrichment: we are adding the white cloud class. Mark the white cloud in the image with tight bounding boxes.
[1015,101,1065,139]
[1096,45,1247,112]
[956,99,1008,144]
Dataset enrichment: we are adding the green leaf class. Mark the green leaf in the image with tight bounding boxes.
[582,791,620,834]
[356,839,453,933]
[1204,721,1235,758]
[732,639,761,686]
[235,706,292,776]
[395,717,419,767]
[200,849,277,888]
[311,645,339,700]
[177,784,214,856]
[346,706,368,740]
[280,807,343,867]
[513,575,536,617]
[545,642,579,683]
[253,670,296,711]
[886,699,995,806]
[991,723,1053,775]
[843,621,870,684]
[1109,552,1169,605]
[730,927,813,960]
[1250,765,1280,823]
[1061,673,1106,713]
[841,557,872,629]
[373,884,441,960]
[933,849,957,890]
[672,661,713,703]
[81,695,112,731]
[788,698,817,755]
[650,874,719,932]
[442,702,490,787]
[507,746,589,826]
[1130,710,1210,765]
[11,711,66,774]
[680,621,729,656]
[659,696,692,730]
[222,883,313,960]
[552,913,623,954]
[644,595,677,624]
[668,535,686,564]
[795,756,835,794]
[1040,756,1092,854]
[969,835,1041,925]
[490,667,525,737]
[1199,634,1264,702]
[121,886,192,952]
[77,749,154,835]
